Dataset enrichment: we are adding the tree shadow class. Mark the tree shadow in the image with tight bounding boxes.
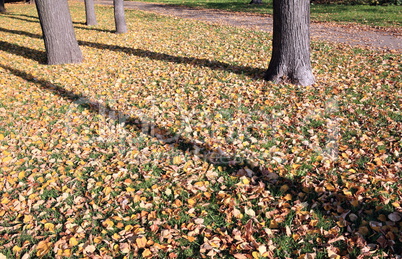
[2,13,115,33]
[1,13,38,23]
[0,26,266,79]
[74,25,115,33]
[0,40,45,63]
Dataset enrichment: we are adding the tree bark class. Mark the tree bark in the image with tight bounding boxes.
[249,0,263,4]
[265,0,315,86]
[114,0,127,33]
[0,0,6,13]
[35,0,83,65]
[84,0,97,26]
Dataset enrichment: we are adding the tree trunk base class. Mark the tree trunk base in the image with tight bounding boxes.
[265,0,315,86]
[265,66,315,86]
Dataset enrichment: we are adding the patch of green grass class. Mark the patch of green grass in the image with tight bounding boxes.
[132,0,402,27]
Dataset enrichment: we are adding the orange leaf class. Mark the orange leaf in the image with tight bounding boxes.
[136,236,147,249]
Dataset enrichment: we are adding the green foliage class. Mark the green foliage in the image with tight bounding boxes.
[132,0,402,26]
[311,0,402,5]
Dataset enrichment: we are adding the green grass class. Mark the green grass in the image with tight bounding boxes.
[132,0,402,27]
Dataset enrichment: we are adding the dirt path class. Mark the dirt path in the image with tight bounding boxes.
[94,0,401,52]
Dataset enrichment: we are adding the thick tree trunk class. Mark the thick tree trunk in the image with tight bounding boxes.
[0,0,6,13]
[265,0,314,86]
[84,0,97,26]
[114,0,127,33]
[35,0,83,65]
[249,0,263,4]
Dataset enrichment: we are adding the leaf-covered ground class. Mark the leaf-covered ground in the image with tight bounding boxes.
[0,3,401,259]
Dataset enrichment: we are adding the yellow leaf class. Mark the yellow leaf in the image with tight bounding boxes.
[269,220,278,228]
[102,219,114,229]
[252,251,260,259]
[142,248,152,258]
[172,156,182,165]
[2,156,12,163]
[126,187,135,192]
[66,160,74,166]
[283,194,292,201]
[187,198,196,206]
[324,183,336,192]
[44,223,55,233]
[351,199,359,207]
[136,236,147,249]
[174,199,182,207]
[18,171,25,180]
[23,214,33,223]
[336,219,346,227]
[185,235,196,242]
[0,134,4,140]
[94,236,103,244]
[112,233,120,240]
[36,240,52,257]
[103,186,112,196]
[63,249,72,257]
[12,245,22,254]
[69,237,79,247]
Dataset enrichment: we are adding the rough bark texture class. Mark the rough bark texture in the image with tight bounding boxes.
[249,0,263,4]
[35,0,83,65]
[84,0,97,26]
[265,0,315,86]
[114,0,127,33]
[0,0,6,13]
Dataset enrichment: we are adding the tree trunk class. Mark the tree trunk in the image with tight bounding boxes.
[84,0,97,26]
[249,0,263,4]
[114,0,127,33]
[0,0,6,13]
[35,0,83,65]
[265,0,315,86]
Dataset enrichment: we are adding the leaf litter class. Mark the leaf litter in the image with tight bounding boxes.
[0,3,401,259]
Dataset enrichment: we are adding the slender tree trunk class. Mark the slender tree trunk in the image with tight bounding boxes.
[84,0,97,26]
[249,0,262,4]
[35,0,83,65]
[0,0,6,13]
[265,0,314,86]
[114,0,127,33]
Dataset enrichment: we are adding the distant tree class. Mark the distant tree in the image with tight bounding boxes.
[0,0,6,13]
[249,0,262,4]
[35,0,83,64]
[265,0,315,86]
[84,0,97,26]
[114,0,127,33]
